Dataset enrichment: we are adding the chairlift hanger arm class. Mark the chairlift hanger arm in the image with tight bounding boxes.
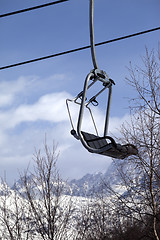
[90,0,98,69]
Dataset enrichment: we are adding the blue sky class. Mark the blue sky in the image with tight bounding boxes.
[0,0,160,185]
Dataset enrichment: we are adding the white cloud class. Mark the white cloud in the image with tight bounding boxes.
[0,77,28,107]
[0,95,13,107]
[14,91,71,123]
[108,114,130,135]
[0,91,72,130]
[0,75,132,185]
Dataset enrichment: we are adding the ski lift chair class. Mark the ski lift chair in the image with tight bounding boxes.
[66,0,138,159]
[66,69,138,159]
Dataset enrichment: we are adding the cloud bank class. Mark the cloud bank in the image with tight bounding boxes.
[0,75,130,185]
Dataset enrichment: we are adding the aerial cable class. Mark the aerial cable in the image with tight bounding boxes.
[0,26,160,71]
[0,0,69,18]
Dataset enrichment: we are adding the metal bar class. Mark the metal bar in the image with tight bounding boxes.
[86,85,109,106]
[89,0,98,69]
[86,106,99,135]
[77,72,94,137]
[74,77,98,103]
[87,77,98,89]
[104,85,112,136]
[66,99,75,130]
[77,73,105,153]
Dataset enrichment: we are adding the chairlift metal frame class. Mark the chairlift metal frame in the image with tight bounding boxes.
[66,68,114,150]
[66,0,138,159]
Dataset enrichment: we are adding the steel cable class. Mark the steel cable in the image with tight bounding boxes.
[0,0,69,18]
[0,27,159,71]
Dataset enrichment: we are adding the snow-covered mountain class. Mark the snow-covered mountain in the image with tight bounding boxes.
[1,161,126,198]
[9,161,121,198]
[66,172,104,197]
[64,161,127,197]
[2,159,142,200]
[0,161,154,239]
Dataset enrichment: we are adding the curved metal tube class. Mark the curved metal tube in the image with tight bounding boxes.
[77,72,94,138]
[77,73,111,154]
[77,73,98,152]
[90,0,98,69]
[104,85,112,136]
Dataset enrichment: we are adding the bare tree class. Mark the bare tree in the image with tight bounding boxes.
[106,47,160,240]
[21,143,73,240]
[74,48,160,240]
[0,179,33,240]
[0,143,74,240]
[74,195,114,240]
[126,47,160,115]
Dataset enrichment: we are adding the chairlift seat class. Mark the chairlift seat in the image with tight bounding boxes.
[81,131,138,159]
